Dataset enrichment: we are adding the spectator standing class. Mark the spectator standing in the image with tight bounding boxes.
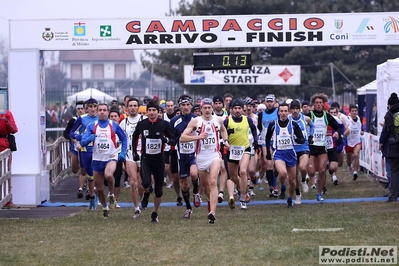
[0,110,19,209]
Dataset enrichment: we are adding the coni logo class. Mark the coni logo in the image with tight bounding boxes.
[383,16,399,33]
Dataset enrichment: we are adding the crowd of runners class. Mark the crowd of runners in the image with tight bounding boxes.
[63,92,365,224]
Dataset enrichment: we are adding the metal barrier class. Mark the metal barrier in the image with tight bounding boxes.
[46,137,71,188]
[0,149,12,209]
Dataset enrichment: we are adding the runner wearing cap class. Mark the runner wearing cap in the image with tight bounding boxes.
[258,94,279,198]
[170,94,200,219]
[180,98,229,224]
[225,98,259,210]
[212,95,230,203]
[132,100,176,224]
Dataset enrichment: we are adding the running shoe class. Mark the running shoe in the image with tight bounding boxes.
[108,194,116,210]
[287,197,293,208]
[89,198,96,210]
[184,209,193,219]
[272,188,279,198]
[305,174,310,183]
[332,175,338,185]
[103,206,109,217]
[176,196,183,206]
[240,201,247,210]
[245,193,251,203]
[353,171,358,181]
[217,192,224,203]
[85,190,90,200]
[151,211,159,224]
[302,182,309,193]
[316,194,324,202]
[228,196,235,209]
[133,209,141,219]
[77,188,83,198]
[124,181,131,188]
[208,211,216,224]
[311,185,317,190]
[194,193,201,208]
[268,187,274,198]
[248,189,256,196]
[295,194,302,205]
[141,192,150,209]
[166,183,173,189]
[279,189,286,200]
[115,202,121,209]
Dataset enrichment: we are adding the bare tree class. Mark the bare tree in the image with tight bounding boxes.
[0,38,8,87]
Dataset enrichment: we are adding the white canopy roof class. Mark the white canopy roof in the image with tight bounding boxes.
[66,88,116,106]
[357,80,377,95]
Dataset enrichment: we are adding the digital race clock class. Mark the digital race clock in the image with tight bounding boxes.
[193,51,252,71]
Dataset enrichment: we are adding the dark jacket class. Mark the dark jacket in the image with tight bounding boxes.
[382,102,399,158]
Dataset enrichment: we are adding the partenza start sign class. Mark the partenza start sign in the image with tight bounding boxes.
[184,65,300,85]
[9,12,399,50]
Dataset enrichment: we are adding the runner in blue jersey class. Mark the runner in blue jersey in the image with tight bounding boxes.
[257,94,279,197]
[69,98,99,210]
[63,100,87,198]
[170,94,200,219]
[288,100,314,204]
[265,103,305,208]
[81,104,127,217]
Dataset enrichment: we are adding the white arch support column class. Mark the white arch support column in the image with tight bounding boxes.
[9,50,48,206]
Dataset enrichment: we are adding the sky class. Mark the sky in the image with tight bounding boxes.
[0,0,187,58]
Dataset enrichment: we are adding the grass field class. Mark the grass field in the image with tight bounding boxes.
[1,168,398,266]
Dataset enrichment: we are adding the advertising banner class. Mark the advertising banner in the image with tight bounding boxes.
[9,12,399,50]
[184,65,300,85]
[359,132,387,180]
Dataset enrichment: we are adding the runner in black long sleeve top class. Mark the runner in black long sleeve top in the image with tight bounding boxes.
[131,100,176,224]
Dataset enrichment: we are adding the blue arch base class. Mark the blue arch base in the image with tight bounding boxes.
[40,197,388,208]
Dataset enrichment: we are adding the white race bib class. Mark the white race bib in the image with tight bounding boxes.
[179,141,195,154]
[325,136,333,149]
[146,138,162,155]
[229,145,245,160]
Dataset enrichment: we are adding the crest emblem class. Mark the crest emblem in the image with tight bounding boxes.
[42,28,54,41]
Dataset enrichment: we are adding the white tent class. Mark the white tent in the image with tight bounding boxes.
[356,80,377,95]
[66,88,116,106]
